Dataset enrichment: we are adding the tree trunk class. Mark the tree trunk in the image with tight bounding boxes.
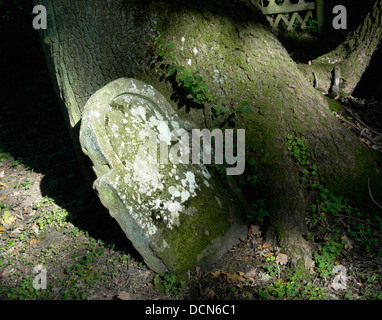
[35,0,381,269]
[299,0,382,95]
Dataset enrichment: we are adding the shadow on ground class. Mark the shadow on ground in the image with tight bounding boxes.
[0,10,140,260]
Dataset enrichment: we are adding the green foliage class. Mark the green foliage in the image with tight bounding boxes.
[314,240,343,278]
[0,148,11,162]
[65,248,104,275]
[262,262,278,277]
[155,35,213,104]
[21,178,32,190]
[286,133,382,291]
[259,280,329,300]
[286,134,310,166]
[33,196,69,231]
[153,271,186,295]
[10,160,19,169]
[305,19,318,35]
[153,35,252,129]
[246,199,269,223]
[2,274,53,300]
[277,14,318,37]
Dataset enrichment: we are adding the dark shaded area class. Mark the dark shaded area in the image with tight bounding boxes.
[354,47,382,100]
[278,0,375,63]
[0,1,139,258]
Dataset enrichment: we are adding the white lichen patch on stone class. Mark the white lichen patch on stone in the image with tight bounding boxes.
[181,171,197,196]
[80,78,245,274]
[163,200,183,229]
[157,121,171,145]
[212,69,227,84]
[101,93,213,235]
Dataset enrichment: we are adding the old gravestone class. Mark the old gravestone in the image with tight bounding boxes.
[79,78,246,274]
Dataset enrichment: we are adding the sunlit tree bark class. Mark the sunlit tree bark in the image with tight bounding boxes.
[34,0,381,270]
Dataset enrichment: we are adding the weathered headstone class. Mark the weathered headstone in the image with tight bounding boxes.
[79,78,246,274]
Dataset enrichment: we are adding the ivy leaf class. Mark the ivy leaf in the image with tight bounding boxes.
[183,77,192,87]
[165,42,174,49]
[198,83,207,91]
[194,76,203,84]
[196,93,204,101]
[183,69,193,77]
[206,93,214,101]
[166,64,174,73]
[236,106,243,114]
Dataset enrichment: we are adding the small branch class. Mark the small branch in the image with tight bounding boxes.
[313,71,318,89]
[368,177,382,210]
[336,214,374,225]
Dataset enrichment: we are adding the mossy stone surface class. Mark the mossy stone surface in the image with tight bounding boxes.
[79,78,246,274]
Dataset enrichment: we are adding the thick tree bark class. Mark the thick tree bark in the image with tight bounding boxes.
[35,0,381,269]
[299,0,382,95]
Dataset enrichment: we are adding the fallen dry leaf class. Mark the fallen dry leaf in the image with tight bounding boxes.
[0,226,4,233]
[0,182,6,189]
[211,270,221,278]
[258,242,272,251]
[244,269,256,279]
[341,234,353,250]
[224,272,245,283]
[30,238,40,245]
[248,224,261,238]
[10,227,23,237]
[0,195,7,201]
[117,291,131,300]
[22,207,31,215]
[276,253,288,266]
[200,287,215,299]
[195,267,201,280]
[1,210,16,226]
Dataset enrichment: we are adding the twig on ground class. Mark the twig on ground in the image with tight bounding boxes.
[368,178,382,211]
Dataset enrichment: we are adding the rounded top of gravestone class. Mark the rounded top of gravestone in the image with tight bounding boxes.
[79,78,245,274]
